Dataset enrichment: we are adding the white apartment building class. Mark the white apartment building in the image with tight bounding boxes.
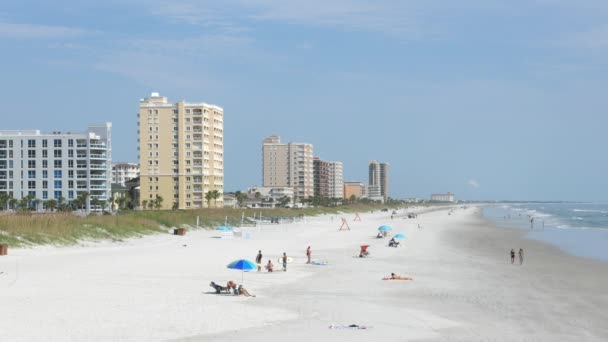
[431,192,456,202]
[262,135,313,201]
[369,160,390,202]
[112,162,139,186]
[0,123,112,211]
[313,158,344,199]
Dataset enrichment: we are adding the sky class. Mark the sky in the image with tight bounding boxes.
[1,0,607,201]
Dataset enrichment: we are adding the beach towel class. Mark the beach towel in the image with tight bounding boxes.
[329,324,370,330]
[311,261,328,266]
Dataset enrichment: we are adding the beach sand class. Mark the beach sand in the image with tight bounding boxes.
[1,207,607,341]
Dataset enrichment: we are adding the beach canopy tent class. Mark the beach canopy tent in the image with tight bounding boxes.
[227,259,257,283]
[378,225,393,231]
[394,233,406,239]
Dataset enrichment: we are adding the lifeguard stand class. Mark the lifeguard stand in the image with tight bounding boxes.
[353,213,361,221]
[339,218,351,231]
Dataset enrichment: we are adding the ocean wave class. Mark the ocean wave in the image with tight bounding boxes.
[571,216,584,220]
[571,209,608,214]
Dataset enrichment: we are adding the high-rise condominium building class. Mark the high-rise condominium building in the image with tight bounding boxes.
[313,158,344,199]
[112,162,139,186]
[0,123,112,211]
[138,93,224,210]
[368,160,390,202]
[380,162,390,201]
[262,135,313,201]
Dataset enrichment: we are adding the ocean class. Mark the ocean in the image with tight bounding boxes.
[482,203,608,262]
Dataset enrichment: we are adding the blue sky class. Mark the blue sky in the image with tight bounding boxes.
[1,0,607,201]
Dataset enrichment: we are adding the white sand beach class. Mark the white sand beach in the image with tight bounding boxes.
[1,206,607,341]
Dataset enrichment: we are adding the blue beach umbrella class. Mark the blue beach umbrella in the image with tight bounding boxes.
[227,259,257,283]
[216,226,234,231]
[394,233,406,239]
[378,225,393,231]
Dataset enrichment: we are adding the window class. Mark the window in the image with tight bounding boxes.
[68,150,74,157]
[42,139,48,148]
[42,150,48,158]
[28,139,36,148]
[28,181,36,189]
[28,150,36,158]
[43,170,48,178]
[54,191,62,199]
[68,180,73,188]
[68,191,74,199]
[68,160,74,168]
[68,170,73,178]
[43,160,48,168]
[54,160,62,168]
[54,150,62,158]
[42,191,48,199]
[54,139,62,148]
[28,170,35,178]
[43,181,48,189]
[54,170,62,178]
[28,160,36,168]
[54,180,62,188]
[68,139,74,147]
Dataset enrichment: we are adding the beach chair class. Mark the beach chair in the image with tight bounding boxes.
[359,245,370,257]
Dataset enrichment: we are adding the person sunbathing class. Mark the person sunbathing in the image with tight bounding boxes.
[266,260,274,272]
[227,280,239,294]
[389,273,413,280]
[237,285,256,297]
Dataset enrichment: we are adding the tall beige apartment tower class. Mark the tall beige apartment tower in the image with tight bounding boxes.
[262,135,313,201]
[138,93,224,210]
[379,162,390,201]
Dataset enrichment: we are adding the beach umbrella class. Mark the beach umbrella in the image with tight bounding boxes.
[378,225,393,231]
[227,259,257,283]
[216,225,234,231]
[394,233,406,239]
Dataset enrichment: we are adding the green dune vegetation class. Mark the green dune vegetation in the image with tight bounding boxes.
[0,203,406,247]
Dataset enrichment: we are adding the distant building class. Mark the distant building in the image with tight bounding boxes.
[112,162,139,186]
[368,160,390,202]
[313,157,343,199]
[431,192,455,202]
[0,123,112,212]
[223,193,237,208]
[242,186,295,208]
[343,181,365,200]
[138,92,224,210]
[262,135,313,201]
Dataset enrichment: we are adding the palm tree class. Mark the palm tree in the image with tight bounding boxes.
[234,191,247,207]
[9,198,18,210]
[205,191,213,208]
[34,198,42,212]
[211,190,220,207]
[147,200,154,210]
[91,197,101,212]
[45,199,57,212]
[154,195,163,210]
[0,193,10,210]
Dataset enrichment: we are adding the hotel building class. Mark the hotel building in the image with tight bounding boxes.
[112,162,139,186]
[343,181,366,200]
[431,192,455,202]
[368,160,390,202]
[313,158,344,199]
[138,93,224,210]
[0,123,112,211]
[262,135,313,201]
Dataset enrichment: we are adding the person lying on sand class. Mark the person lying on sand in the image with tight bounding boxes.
[227,280,239,295]
[383,273,413,280]
[237,285,256,297]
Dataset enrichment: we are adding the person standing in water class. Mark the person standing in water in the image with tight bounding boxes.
[519,248,524,265]
[510,249,515,264]
[282,252,288,272]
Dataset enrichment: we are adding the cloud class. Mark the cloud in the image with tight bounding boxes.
[0,22,86,39]
[468,179,480,189]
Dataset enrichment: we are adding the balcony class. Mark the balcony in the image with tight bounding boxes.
[90,164,107,170]
[89,144,107,149]
[89,175,106,179]
[90,154,106,159]
[90,185,107,189]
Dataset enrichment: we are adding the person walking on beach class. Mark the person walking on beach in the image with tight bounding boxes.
[282,252,288,272]
[255,250,263,272]
[519,248,524,265]
[306,246,311,264]
[510,249,515,264]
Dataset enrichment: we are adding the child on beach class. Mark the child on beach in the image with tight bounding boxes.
[266,260,274,272]
[282,252,288,272]
[510,249,515,264]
